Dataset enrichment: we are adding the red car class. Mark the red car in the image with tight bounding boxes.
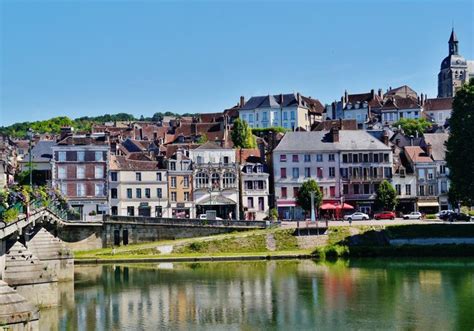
[374,211,396,220]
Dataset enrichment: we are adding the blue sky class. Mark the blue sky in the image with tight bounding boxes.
[1,0,473,126]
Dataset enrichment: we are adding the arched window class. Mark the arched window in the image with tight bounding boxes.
[211,173,220,190]
[223,172,236,188]
[196,172,208,188]
[197,156,203,164]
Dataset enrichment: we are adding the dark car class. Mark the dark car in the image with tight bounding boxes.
[442,212,471,222]
[374,211,396,220]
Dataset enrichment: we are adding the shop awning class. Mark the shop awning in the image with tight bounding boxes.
[417,201,439,207]
[277,200,296,207]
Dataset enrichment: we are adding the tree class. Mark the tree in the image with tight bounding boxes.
[295,179,323,215]
[196,134,208,144]
[231,118,256,148]
[446,78,474,205]
[374,180,398,211]
[393,118,432,136]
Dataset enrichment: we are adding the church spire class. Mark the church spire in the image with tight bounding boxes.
[449,28,459,55]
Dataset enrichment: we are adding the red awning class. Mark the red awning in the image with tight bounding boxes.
[320,203,337,210]
[335,203,354,210]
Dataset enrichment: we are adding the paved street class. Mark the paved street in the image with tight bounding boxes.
[281,218,473,228]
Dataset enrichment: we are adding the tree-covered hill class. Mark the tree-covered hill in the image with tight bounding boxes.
[0,111,198,138]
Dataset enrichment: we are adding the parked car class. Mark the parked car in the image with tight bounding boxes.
[435,210,454,218]
[343,212,370,221]
[403,212,422,220]
[443,212,471,222]
[374,211,396,220]
[198,214,223,220]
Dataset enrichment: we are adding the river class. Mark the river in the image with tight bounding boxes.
[40,259,474,330]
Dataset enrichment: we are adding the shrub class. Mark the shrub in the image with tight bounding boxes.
[426,214,437,219]
[3,208,19,223]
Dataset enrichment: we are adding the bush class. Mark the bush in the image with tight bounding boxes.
[3,208,19,223]
[426,214,437,219]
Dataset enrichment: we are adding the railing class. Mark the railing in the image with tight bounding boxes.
[104,215,270,228]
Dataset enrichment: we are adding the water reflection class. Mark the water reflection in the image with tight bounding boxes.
[43,259,474,330]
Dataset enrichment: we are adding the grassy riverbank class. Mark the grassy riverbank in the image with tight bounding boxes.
[74,224,474,262]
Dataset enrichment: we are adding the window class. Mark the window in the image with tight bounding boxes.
[95,151,103,161]
[405,184,411,196]
[353,154,359,163]
[293,187,299,198]
[317,167,323,178]
[95,166,103,179]
[419,185,425,196]
[95,183,104,197]
[111,206,118,216]
[111,188,118,199]
[111,172,118,181]
[211,173,220,189]
[169,162,176,171]
[342,154,348,163]
[363,154,369,163]
[329,186,335,197]
[60,183,67,195]
[364,184,370,194]
[249,114,254,122]
[184,192,190,201]
[280,154,287,162]
[328,154,335,162]
[329,167,335,177]
[283,112,288,120]
[223,156,229,164]
[428,185,434,195]
[281,168,287,178]
[183,176,189,188]
[223,172,236,188]
[304,167,311,178]
[292,155,299,162]
[58,151,66,162]
[247,197,254,208]
[136,188,142,198]
[77,183,85,197]
[171,177,177,188]
[353,184,360,194]
[127,206,135,216]
[258,197,264,211]
[304,154,311,162]
[343,184,349,194]
[58,165,67,179]
[157,188,162,198]
[290,111,296,120]
[196,172,208,188]
[127,188,132,199]
[171,192,177,202]
[428,169,434,180]
[156,172,162,181]
[384,153,389,163]
[77,151,85,162]
[281,187,287,198]
[440,165,446,174]
[262,112,268,121]
[316,154,323,162]
[145,188,151,198]
[292,168,299,178]
[441,181,448,194]
[395,184,401,195]
[136,172,142,181]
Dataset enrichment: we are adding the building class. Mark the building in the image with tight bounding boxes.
[239,93,323,131]
[380,95,423,125]
[0,135,17,188]
[109,155,168,217]
[422,133,450,210]
[239,149,270,221]
[20,140,55,186]
[391,145,417,214]
[51,129,109,221]
[438,29,474,98]
[273,129,392,219]
[423,97,453,127]
[189,142,239,219]
[167,148,193,218]
[404,145,439,213]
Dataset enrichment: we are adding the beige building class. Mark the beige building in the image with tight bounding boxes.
[167,148,193,218]
[109,156,168,217]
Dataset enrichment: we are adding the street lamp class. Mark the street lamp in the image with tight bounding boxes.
[27,128,34,187]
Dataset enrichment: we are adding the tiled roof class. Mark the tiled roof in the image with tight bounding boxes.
[423,98,453,111]
[56,134,109,146]
[385,85,418,98]
[312,119,357,131]
[110,155,162,171]
[194,141,227,150]
[235,148,262,163]
[404,146,433,163]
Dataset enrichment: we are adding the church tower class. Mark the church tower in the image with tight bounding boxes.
[437,29,469,98]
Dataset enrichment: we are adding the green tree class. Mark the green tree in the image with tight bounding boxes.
[374,180,398,211]
[393,118,432,136]
[231,118,256,148]
[295,179,323,215]
[446,78,474,205]
[196,134,208,144]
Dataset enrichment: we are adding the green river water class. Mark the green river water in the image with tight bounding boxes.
[40,259,474,330]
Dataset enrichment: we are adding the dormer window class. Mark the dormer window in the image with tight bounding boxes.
[363,101,368,108]
[347,103,352,110]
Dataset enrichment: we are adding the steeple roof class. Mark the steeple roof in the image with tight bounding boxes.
[449,28,458,43]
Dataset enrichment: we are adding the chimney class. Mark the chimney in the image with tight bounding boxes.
[410,135,414,146]
[371,89,375,98]
[240,96,245,107]
[344,90,348,103]
[420,93,424,105]
[330,127,339,143]
[426,143,432,157]
[378,88,383,98]
[382,130,389,145]
[59,127,73,141]
[297,93,301,104]
[339,118,343,130]
[139,128,143,140]
[280,93,284,105]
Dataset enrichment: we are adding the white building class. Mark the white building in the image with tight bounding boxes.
[240,159,270,221]
[380,96,423,125]
[109,155,169,217]
[189,142,239,219]
[239,93,323,131]
[423,98,453,127]
[273,129,393,219]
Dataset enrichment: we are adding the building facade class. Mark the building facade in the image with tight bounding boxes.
[167,148,193,218]
[51,130,109,221]
[189,142,239,219]
[240,162,270,220]
[109,156,168,217]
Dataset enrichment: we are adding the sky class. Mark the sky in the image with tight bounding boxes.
[1,0,473,126]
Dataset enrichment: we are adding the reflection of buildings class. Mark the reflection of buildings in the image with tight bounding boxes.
[190,142,239,219]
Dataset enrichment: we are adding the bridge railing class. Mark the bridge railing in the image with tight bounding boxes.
[104,215,271,228]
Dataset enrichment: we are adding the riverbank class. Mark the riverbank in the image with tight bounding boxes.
[74,223,474,263]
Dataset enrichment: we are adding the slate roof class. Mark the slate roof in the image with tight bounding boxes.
[274,130,391,152]
[240,93,320,111]
[423,133,448,161]
[110,155,163,171]
[194,141,228,150]
[23,140,55,162]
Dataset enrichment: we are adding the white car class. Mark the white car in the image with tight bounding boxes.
[198,214,223,220]
[403,212,422,220]
[343,212,370,221]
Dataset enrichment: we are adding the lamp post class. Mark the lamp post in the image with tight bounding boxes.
[27,128,33,187]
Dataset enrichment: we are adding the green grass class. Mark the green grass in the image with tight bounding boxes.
[274,229,299,251]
